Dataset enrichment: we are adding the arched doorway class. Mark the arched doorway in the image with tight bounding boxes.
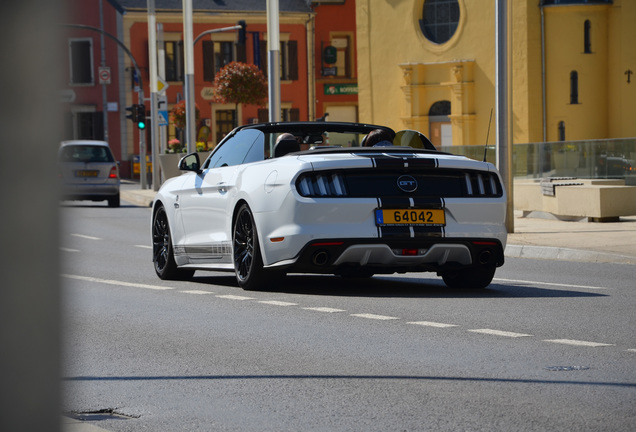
[429,101,451,149]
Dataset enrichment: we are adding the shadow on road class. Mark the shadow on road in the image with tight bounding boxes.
[189,273,606,299]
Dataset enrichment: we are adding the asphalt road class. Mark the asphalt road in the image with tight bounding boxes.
[60,199,636,432]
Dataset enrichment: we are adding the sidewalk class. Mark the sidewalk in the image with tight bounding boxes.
[121,186,636,266]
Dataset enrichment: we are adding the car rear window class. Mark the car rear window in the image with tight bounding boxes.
[60,145,115,163]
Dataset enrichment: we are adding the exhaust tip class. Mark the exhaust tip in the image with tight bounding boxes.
[478,249,493,265]
[312,250,330,266]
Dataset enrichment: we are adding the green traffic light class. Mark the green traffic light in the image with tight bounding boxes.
[137,121,146,130]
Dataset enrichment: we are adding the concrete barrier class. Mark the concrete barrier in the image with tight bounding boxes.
[514,178,636,222]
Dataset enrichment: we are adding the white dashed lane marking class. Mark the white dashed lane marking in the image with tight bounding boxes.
[216,294,255,301]
[258,300,298,306]
[408,321,459,328]
[62,274,174,291]
[351,313,399,321]
[303,307,346,313]
[180,290,214,295]
[63,274,626,351]
[468,329,533,338]
[71,233,102,241]
[544,339,615,347]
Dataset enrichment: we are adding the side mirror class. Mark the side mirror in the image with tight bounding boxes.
[178,152,202,174]
[394,130,436,150]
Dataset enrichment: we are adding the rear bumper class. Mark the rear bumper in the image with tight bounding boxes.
[268,237,505,275]
[60,183,119,201]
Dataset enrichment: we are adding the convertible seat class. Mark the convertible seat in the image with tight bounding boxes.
[274,138,301,157]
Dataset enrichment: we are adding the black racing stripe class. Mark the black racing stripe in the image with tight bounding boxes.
[373,158,409,169]
[378,197,412,209]
[413,226,444,237]
[379,226,412,238]
[411,197,444,209]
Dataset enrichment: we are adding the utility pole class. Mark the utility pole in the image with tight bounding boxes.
[183,0,196,153]
[99,0,109,143]
[267,0,281,122]
[148,0,160,190]
[496,0,514,233]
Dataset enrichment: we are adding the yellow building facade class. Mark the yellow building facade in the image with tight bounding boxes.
[355,0,635,147]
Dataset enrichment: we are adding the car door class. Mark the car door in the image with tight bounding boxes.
[178,129,265,264]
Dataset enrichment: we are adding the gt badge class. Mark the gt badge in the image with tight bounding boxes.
[397,175,418,193]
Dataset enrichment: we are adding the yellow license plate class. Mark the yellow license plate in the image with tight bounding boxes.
[75,170,98,177]
[375,209,446,226]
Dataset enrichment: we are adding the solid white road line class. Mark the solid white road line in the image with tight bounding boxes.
[258,300,298,306]
[351,313,399,321]
[468,329,533,338]
[62,274,174,290]
[544,339,615,347]
[494,277,608,290]
[302,307,347,313]
[408,321,459,328]
[71,233,102,240]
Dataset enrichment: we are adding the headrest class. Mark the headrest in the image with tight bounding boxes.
[274,138,301,157]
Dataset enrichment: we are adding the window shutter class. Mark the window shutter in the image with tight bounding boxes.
[288,40,298,81]
[202,40,215,82]
[258,109,268,123]
[290,108,300,122]
[260,41,268,76]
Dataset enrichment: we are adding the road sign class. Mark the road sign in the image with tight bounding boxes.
[98,67,111,84]
[157,77,169,94]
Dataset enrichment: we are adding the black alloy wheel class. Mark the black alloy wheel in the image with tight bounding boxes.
[152,205,194,280]
[233,204,272,290]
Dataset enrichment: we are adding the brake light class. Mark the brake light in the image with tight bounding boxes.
[109,166,119,179]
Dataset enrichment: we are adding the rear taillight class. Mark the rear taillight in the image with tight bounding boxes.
[296,172,347,197]
[109,166,119,179]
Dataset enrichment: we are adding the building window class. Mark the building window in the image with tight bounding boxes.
[419,0,460,44]
[203,40,237,82]
[216,110,236,143]
[570,71,579,104]
[69,38,94,85]
[260,40,298,81]
[584,20,592,53]
[558,121,566,141]
[165,41,184,82]
[258,108,300,123]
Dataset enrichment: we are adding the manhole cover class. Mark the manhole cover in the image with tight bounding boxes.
[544,365,590,372]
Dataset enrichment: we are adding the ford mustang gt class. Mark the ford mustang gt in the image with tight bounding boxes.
[152,122,507,290]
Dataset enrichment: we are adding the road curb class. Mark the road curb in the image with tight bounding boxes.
[505,244,636,265]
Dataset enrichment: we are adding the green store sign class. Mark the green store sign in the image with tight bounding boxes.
[324,84,358,95]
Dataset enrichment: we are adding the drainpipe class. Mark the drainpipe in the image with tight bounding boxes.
[541,3,547,143]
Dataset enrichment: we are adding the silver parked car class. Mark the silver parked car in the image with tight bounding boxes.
[58,140,120,207]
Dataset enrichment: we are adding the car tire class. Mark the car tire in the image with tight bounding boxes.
[108,194,120,208]
[441,265,496,290]
[233,204,276,291]
[152,205,194,281]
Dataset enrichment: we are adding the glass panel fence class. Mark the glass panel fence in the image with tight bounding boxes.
[445,138,636,180]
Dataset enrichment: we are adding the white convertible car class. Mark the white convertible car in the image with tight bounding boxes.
[152,122,507,290]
